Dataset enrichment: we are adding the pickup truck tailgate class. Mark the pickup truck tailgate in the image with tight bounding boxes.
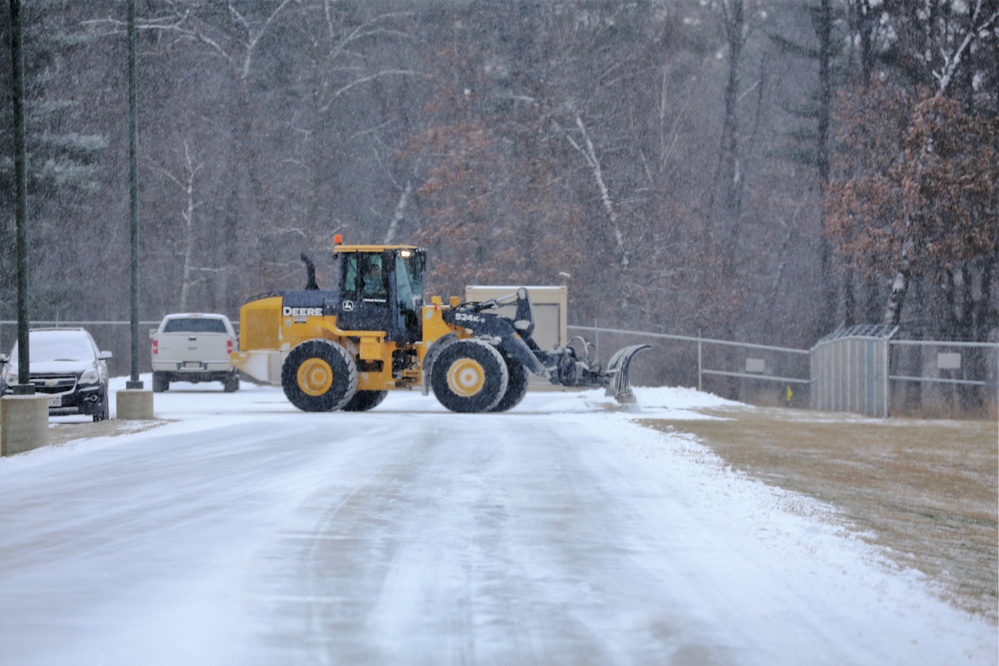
[155,332,231,364]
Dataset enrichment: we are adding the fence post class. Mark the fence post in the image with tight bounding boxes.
[697,331,703,392]
[593,318,599,362]
[882,336,890,418]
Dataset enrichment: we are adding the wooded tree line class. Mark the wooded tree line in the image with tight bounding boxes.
[2,0,997,348]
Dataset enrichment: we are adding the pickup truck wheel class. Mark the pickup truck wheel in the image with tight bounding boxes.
[223,373,240,393]
[431,339,508,413]
[342,390,388,412]
[282,339,357,412]
[152,372,169,393]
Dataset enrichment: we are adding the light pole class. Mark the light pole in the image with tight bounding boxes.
[126,0,142,390]
[2,0,48,456]
[116,0,154,420]
[10,0,32,396]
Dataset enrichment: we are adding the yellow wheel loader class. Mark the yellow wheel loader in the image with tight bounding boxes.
[231,238,649,413]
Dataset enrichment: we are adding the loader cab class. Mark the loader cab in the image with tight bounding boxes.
[335,245,426,343]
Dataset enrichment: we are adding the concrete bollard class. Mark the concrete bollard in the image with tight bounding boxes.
[1,395,50,456]
[116,389,154,420]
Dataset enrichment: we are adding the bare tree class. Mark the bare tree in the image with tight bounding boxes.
[383,180,412,245]
[559,110,628,268]
[827,86,999,331]
[932,0,999,95]
[159,141,225,312]
[87,0,297,81]
[22,0,995,353]
[714,0,746,229]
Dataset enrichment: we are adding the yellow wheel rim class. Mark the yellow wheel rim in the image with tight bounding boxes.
[298,357,334,397]
[447,358,485,397]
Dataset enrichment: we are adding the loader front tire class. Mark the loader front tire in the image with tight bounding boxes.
[490,355,529,412]
[431,339,508,413]
[282,339,357,412]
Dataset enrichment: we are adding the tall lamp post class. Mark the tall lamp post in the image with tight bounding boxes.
[116,0,154,420]
[2,0,48,456]
[10,0,32,397]
[126,0,142,390]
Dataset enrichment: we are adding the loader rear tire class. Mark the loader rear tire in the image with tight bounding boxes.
[282,339,357,412]
[342,390,388,412]
[490,355,529,412]
[431,339,508,413]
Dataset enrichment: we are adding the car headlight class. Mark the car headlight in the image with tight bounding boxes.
[79,367,100,385]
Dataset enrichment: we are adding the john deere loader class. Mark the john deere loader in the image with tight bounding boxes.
[231,238,648,413]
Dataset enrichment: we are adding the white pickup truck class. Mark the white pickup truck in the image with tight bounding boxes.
[150,313,239,393]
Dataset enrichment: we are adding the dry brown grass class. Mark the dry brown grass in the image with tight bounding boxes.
[641,407,998,622]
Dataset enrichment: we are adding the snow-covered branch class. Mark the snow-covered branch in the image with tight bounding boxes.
[230,0,295,81]
[562,112,629,268]
[932,0,999,96]
[318,70,428,112]
[384,180,413,245]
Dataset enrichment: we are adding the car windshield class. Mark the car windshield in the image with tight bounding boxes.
[163,318,228,334]
[9,333,95,363]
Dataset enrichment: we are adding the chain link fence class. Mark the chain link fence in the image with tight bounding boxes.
[889,338,999,418]
[571,323,997,418]
[570,325,812,408]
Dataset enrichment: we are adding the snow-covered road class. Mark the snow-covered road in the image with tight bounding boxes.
[0,380,994,665]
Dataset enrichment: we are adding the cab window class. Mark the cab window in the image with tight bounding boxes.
[360,255,387,300]
[342,253,388,300]
[395,251,424,310]
[342,254,359,293]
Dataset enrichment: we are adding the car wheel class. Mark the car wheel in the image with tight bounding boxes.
[93,392,110,422]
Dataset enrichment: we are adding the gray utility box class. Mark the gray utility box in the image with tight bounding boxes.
[465,285,568,390]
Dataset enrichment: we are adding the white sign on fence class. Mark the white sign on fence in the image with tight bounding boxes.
[937,352,962,370]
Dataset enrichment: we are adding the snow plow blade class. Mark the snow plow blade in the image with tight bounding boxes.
[605,344,651,403]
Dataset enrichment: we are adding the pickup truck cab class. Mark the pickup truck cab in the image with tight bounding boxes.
[150,313,239,392]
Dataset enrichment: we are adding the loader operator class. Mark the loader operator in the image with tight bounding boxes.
[361,261,387,300]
